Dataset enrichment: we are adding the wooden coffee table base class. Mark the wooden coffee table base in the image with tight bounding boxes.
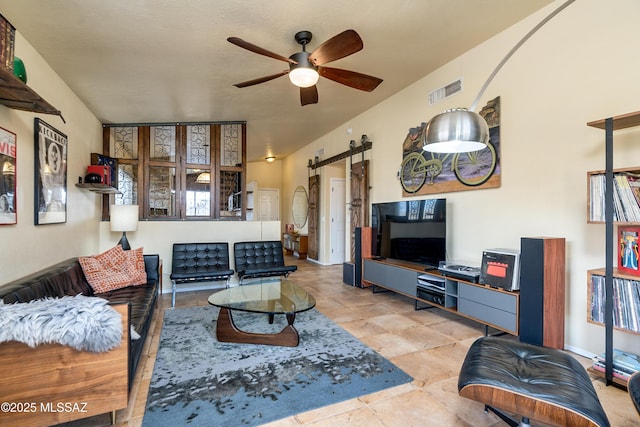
[215,307,300,347]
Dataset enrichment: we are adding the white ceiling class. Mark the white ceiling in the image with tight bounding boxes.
[0,0,552,162]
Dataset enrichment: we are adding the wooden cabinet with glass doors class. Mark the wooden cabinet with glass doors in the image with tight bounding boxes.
[101,122,246,220]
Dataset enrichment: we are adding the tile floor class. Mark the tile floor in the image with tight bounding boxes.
[75,258,638,426]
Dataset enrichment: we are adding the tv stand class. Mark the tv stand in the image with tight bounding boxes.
[363,258,519,335]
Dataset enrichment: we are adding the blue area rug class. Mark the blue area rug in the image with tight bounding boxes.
[142,305,412,426]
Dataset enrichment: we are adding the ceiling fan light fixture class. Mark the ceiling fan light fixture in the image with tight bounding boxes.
[424,108,489,153]
[289,67,319,88]
[228,29,382,104]
[288,51,319,88]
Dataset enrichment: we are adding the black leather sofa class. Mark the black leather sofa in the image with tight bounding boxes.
[0,254,161,389]
[0,254,160,425]
[234,241,297,284]
[170,242,234,306]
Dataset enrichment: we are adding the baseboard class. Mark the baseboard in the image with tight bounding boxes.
[564,344,596,360]
[304,257,326,265]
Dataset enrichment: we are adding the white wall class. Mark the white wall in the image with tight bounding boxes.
[98,220,282,291]
[0,31,103,284]
[282,0,640,357]
[246,159,282,190]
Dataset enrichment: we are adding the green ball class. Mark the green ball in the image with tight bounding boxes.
[13,56,27,83]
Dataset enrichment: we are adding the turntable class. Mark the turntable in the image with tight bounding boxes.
[438,263,481,283]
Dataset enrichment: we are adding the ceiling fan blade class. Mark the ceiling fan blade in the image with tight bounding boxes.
[300,86,318,106]
[309,29,363,66]
[227,37,296,64]
[318,66,383,92]
[233,71,289,88]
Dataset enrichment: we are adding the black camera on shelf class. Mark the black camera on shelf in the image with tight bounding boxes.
[83,173,103,184]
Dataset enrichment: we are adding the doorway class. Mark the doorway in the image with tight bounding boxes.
[329,178,346,264]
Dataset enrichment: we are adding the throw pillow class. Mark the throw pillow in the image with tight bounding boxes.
[126,247,147,286]
[79,245,145,293]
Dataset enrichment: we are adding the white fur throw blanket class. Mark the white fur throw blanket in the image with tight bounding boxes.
[0,295,123,352]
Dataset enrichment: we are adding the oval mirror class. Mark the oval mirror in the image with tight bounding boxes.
[292,186,309,229]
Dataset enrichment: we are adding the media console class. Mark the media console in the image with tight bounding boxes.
[362,257,519,335]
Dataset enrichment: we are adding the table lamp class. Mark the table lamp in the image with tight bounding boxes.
[110,204,138,250]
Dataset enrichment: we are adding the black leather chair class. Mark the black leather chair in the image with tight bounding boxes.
[458,336,610,427]
[170,242,234,307]
[233,241,297,284]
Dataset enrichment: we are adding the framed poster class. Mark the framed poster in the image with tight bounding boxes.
[34,118,67,225]
[619,226,640,276]
[0,126,16,225]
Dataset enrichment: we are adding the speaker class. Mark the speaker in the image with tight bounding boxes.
[354,227,373,288]
[354,227,363,286]
[519,237,565,349]
[342,262,355,286]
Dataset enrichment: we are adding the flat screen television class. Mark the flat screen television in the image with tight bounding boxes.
[371,198,446,268]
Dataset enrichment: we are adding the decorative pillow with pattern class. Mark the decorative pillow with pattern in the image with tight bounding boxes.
[79,245,146,293]
[126,247,147,286]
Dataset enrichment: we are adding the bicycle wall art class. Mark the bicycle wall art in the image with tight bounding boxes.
[399,96,501,196]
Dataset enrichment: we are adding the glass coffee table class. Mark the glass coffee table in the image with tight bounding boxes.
[208,279,316,347]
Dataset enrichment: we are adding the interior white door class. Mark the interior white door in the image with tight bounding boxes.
[256,188,279,221]
[330,178,346,264]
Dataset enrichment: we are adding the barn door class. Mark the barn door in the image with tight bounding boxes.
[350,160,369,262]
[307,174,320,260]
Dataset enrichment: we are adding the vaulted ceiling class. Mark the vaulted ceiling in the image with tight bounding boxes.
[0,0,552,161]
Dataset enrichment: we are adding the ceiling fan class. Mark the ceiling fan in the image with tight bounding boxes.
[227,29,383,106]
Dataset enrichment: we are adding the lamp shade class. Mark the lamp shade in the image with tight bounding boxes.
[288,67,319,88]
[196,172,211,184]
[110,204,139,232]
[423,108,489,153]
[288,51,319,88]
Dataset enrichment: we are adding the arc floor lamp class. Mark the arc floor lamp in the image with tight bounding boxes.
[423,0,575,154]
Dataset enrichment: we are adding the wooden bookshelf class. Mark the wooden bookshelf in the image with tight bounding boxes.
[587,366,629,388]
[587,110,640,387]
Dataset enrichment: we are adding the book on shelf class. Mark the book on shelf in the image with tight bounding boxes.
[589,273,640,332]
[590,172,640,222]
[591,360,633,381]
[0,14,15,71]
[593,348,640,374]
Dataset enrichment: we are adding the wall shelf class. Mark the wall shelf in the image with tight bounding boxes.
[0,66,64,121]
[587,111,640,131]
[76,183,120,194]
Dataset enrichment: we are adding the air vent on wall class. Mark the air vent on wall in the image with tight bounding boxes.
[428,78,463,105]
